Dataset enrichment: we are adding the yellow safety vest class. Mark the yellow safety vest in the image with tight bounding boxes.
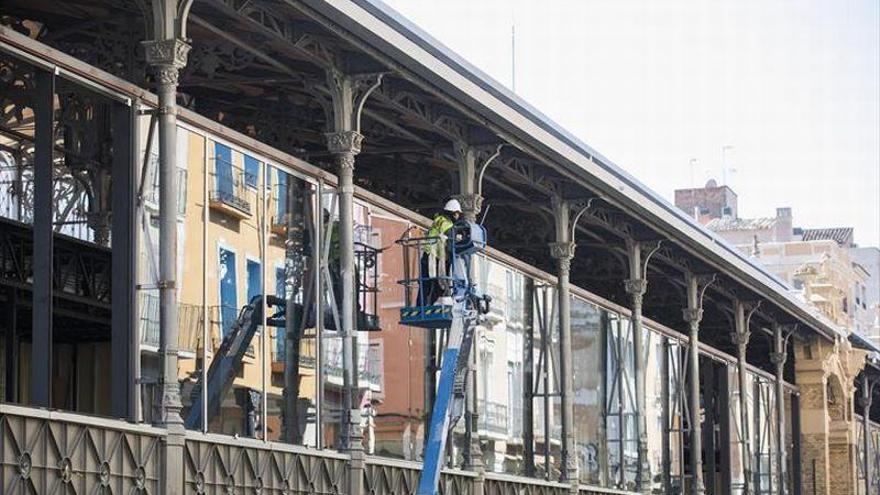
[424,214,454,258]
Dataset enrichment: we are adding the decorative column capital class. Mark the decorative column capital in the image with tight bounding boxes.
[733,328,752,348]
[453,193,483,218]
[549,241,576,260]
[549,241,576,272]
[325,130,364,155]
[143,38,190,85]
[682,308,704,325]
[144,38,191,67]
[769,351,787,367]
[623,278,648,297]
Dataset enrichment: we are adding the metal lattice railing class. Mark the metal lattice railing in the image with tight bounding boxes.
[184,432,350,494]
[363,457,477,495]
[0,400,645,495]
[0,403,165,494]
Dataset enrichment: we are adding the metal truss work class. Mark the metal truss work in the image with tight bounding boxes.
[0,216,111,309]
[208,0,344,70]
[0,52,122,247]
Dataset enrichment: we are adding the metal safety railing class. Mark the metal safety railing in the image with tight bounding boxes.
[138,292,203,351]
[209,158,251,216]
[477,398,509,436]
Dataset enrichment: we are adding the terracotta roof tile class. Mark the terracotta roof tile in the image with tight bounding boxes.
[801,227,853,245]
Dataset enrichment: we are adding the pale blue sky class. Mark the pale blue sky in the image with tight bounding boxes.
[381,0,880,247]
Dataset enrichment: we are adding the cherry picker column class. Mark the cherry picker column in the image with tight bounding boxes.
[398,220,490,495]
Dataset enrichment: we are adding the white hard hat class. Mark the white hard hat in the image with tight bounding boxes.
[444,198,462,213]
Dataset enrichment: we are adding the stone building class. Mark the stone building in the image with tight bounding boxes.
[675,184,880,343]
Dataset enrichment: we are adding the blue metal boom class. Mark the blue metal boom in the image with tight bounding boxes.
[404,221,488,495]
[417,272,471,494]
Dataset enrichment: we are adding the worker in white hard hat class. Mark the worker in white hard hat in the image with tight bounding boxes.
[418,198,462,305]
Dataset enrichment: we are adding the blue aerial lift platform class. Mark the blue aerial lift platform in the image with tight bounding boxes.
[397,220,491,495]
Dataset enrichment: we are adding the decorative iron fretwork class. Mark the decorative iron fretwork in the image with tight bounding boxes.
[184,437,348,494]
[184,38,255,80]
[50,18,148,85]
[0,405,162,493]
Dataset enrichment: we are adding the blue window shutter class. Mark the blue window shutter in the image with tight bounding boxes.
[246,259,262,304]
[218,248,238,338]
[244,154,259,188]
[275,266,287,360]
[276,169,288,220]
[214,143,233,199]
[275,267,286,299]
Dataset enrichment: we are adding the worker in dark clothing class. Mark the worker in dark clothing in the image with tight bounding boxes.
[325,210,342,309]
[418,199,462,305]
[324,209,369,330]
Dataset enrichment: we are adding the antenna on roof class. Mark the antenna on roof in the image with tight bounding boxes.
[722,145,734,186]
[511,13,516,92]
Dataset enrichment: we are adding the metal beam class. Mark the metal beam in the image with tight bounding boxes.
[30,68,54,408]
[110,100,137,420]
[4,289,18,402]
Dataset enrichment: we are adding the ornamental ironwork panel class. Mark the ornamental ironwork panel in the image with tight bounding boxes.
[362,461,419,494]
[183,437,348,494]
[0,405,162,494]
[362,459,475,495]
[438,470,475,495]
[484,475,571,495]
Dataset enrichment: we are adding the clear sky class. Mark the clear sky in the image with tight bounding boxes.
[381,0,880,247]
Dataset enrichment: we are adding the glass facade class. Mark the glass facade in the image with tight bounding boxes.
[138,125,206,428]
[529,282,560,478]
[605,311,637,489]
[264,165,318,446]
[473,256,529,474]
[571,296,605,485]
[361,204,427,460]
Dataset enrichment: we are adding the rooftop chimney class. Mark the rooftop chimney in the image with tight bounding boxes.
[774,207,793,242]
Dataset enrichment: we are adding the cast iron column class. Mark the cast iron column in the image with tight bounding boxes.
[453,142,486,492]
[141,1,192,491]
[144,36,190,426]
[683,273,712,495]
[624,240,652,493]
[326,129,365,480]
[734,300,754,495]
[323,68,382,495]
[550,198,578,486]
[771,323,791,495]
[862,375,873,495]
